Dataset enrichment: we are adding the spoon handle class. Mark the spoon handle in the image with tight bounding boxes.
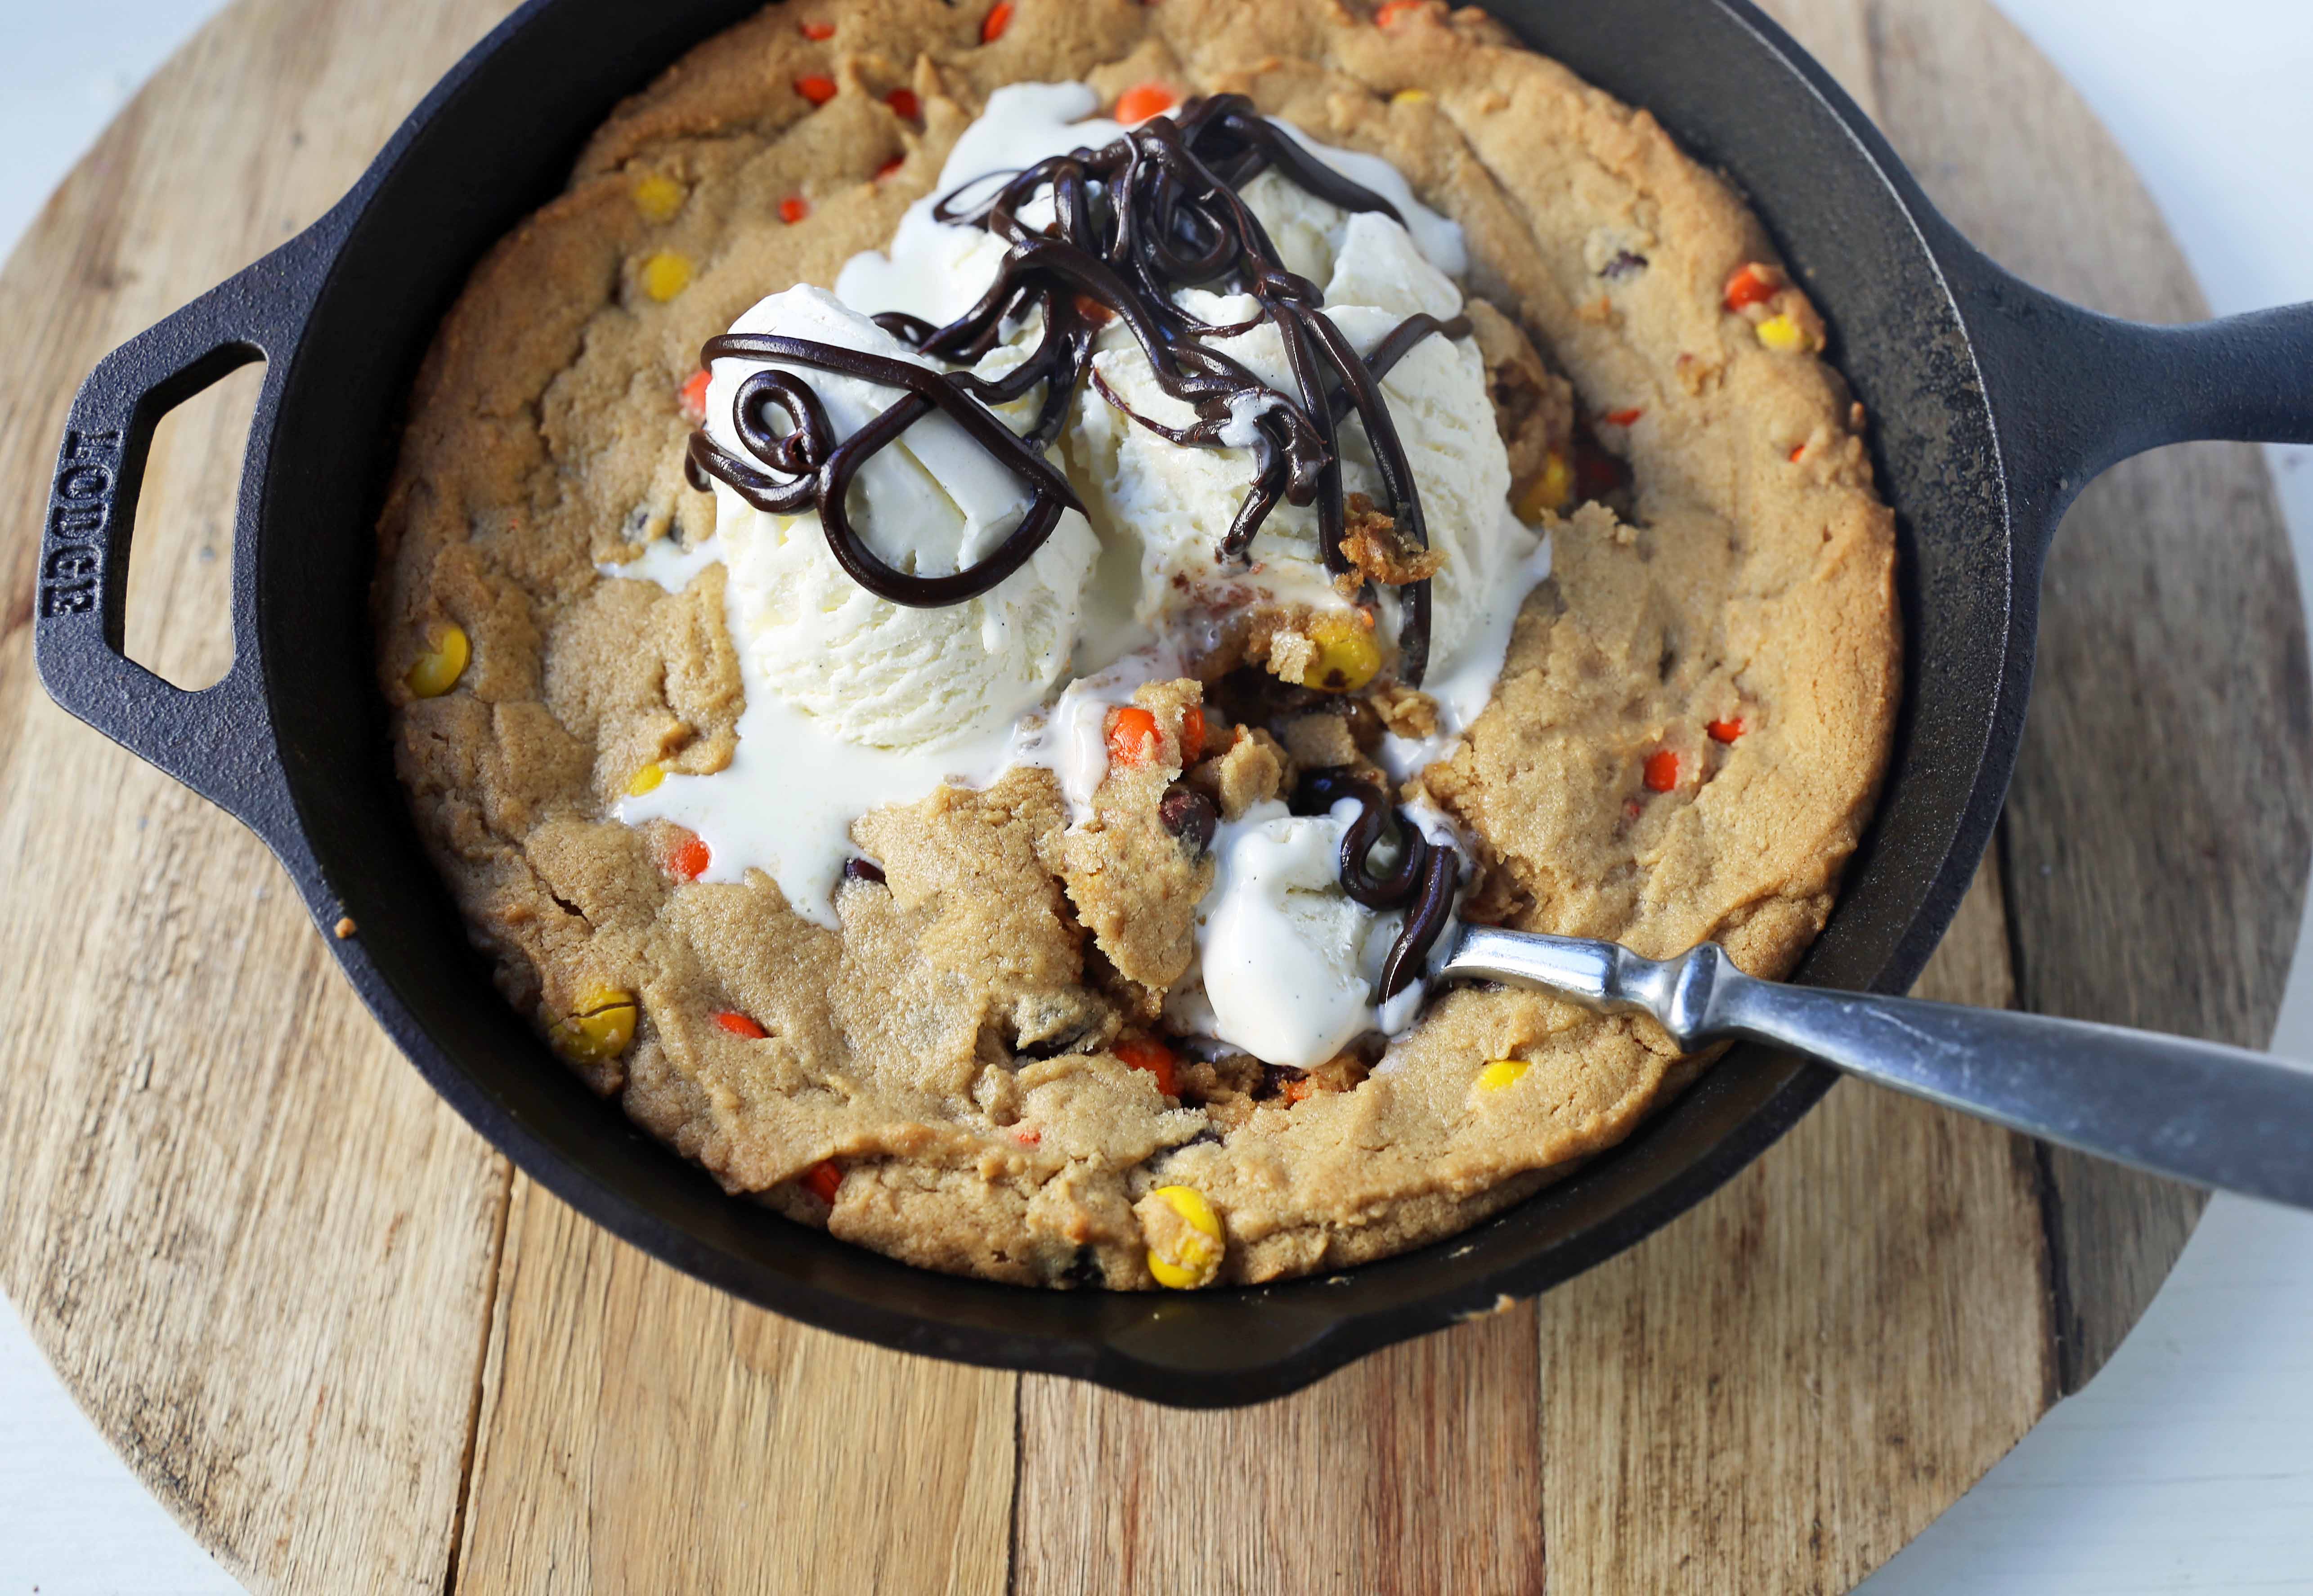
[1439,926,2313,1209]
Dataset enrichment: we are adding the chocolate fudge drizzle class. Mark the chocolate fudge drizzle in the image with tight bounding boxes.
[1295,769,1459,1002]
[685,92,1471,1019]
[686,92,1463,684]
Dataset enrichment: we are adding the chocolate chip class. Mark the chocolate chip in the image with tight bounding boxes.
[1061,1245,1104,1290]
[1158,786,1218,858]
[1159,1127,1226,1174]
[1013,1026,1093,1061]
[1260,1063,1306,1099]
[842,857,886,883]
[1601,249,1649,280]
[1289,764,1371,818]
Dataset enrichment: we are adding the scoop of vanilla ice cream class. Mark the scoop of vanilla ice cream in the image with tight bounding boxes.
[1068,299,1345,623]
[1236,172,1462,318]
[838,82,1128,327]
[1264,121,1470,279]
[1240,168,1347,290]
[1322,207,1464,321]
[1180,801,1399,1069]
[704,286,1096,751]
[1067,196,1527,674]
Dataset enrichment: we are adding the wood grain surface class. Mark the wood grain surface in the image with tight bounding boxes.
[0,5,518,1592]
[454,1173,1016,1596]
[1857,0,2313,1390]
[0,0,2301,1592]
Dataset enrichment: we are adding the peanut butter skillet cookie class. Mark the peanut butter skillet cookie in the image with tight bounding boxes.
[376,0,1897,1290]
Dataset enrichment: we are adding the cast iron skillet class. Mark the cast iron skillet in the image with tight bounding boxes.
[33,0,2313,1407]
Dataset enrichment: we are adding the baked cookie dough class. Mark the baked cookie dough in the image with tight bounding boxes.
[374,0,1898,1290]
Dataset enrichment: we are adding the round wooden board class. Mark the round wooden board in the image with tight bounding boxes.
[2,0,2305,1590]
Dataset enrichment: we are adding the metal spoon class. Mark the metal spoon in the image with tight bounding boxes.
[1437,926,2313,1210]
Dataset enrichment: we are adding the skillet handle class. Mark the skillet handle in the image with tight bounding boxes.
[32,229,333,856]
[1946,249,2313,543]
[1444,930,2313,1211]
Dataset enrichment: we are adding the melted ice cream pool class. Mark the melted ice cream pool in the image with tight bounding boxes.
[607,81,1551,1064]
[1161,799,1432,1068]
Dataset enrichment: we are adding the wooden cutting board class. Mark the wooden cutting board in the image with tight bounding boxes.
[1,0,2304,1591]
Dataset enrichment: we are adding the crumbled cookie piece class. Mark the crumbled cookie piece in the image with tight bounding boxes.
[1186,724,1293,821]
[1264,624,1318,687]
[1057,679,1215,1000]
[1278,712,1362,772]
[1337,491,1444,590]
[1185,600,1322,685]
[1273,1051,1371,1104]
[1367,680,1439,741]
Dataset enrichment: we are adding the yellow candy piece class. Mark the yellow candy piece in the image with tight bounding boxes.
[1145,1184,1225,1290]
[405,622,469,698]
[640,250,694,303]
[1515,449,1573,524]
[1475,1058,1531,1093]
[627,762,665,796]
[1391,89,1434,106]
[552,987,637,1064]
[1296,613,1383,693]
[632,173,686,224]
[1755,313,1806,353]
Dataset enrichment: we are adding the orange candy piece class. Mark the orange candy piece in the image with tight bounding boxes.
[803,1161,843,1203]
[885,87,920,120]
[982,0,1013,41]
[796,75,838,105]
[874,155,905,180]
[1114,82,1177,123]
[1106,705,1161,768]
[1724,263,1779,311]
[714,1010,767,1039]
[1708,717,1746,744]
[1604,407,1644,427]
[1116,1038,1179,1098]
[1643,750,1680,792]
[1179,704,1207,764]
[1377,0,1425,24]
[800,19,835,39]
[779,194,810,224]
[663,828,711,882]
[679,368,711,422]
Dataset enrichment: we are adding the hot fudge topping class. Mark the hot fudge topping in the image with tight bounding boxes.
[687,93,1462,683]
